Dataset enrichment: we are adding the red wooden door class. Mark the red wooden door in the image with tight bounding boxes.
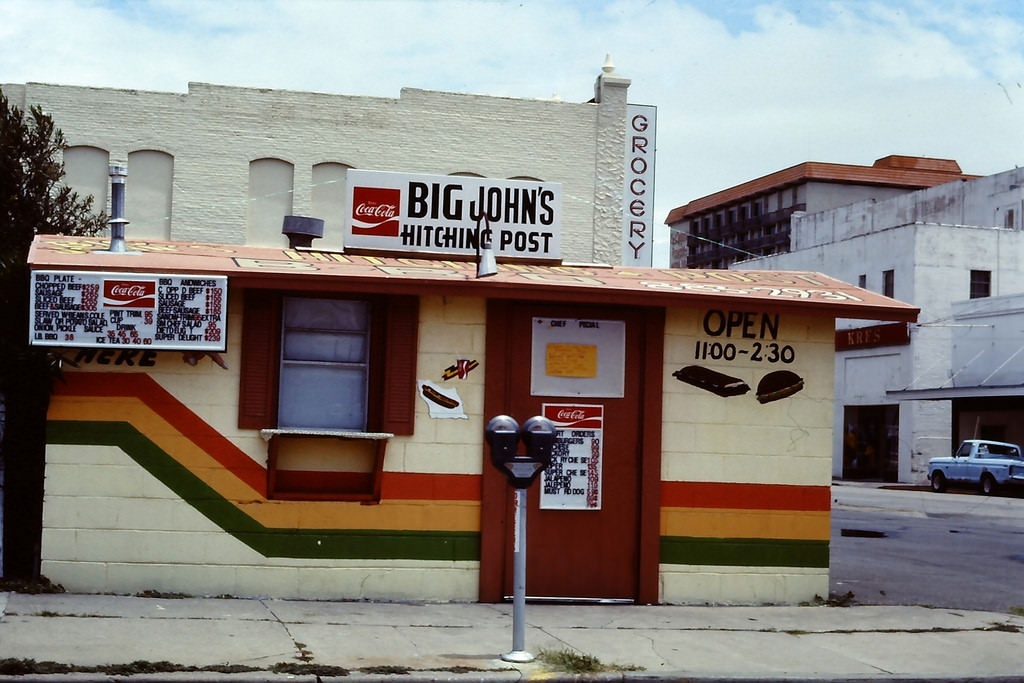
[500,302,644,600]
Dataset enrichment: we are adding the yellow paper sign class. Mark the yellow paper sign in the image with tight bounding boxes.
[546,343,598,378]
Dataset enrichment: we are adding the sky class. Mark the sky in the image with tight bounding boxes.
[3,0,1024,266]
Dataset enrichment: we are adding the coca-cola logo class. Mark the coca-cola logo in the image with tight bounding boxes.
[111,285,148,297]
[545,405,602,428]
[103,280,156,308]
[351,186,400,236]
[355,202,397,219]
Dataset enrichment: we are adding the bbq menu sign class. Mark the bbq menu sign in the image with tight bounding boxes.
[29,270,227,351]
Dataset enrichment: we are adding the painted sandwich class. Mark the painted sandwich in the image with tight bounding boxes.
[672,365,750,397]
[756,370,804,404]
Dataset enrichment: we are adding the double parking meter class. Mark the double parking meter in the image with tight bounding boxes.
[485,414,557,488]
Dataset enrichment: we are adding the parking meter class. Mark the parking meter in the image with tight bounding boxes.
[520,416,557,466]
[484,413,558,663]
[485,414,520,465]
[485,414,555,489]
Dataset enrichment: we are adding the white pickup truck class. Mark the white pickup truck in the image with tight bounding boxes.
[927,439,1024,494]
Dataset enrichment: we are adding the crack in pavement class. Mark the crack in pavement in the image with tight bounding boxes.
[258,598,313,663]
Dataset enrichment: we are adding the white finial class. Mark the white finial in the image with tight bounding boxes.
[602,54,615,73]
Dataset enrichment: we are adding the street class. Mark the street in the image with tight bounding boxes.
[830,483,1024,612]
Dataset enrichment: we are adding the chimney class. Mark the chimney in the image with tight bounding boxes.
[282,215,324,249]
[95,164,138,254]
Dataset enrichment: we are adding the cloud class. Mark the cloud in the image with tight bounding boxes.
[3,0,1024,267]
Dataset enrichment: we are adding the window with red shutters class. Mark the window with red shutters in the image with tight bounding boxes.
[237,289,419,500]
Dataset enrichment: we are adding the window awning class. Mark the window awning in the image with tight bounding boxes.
[887,385,1024,400]
[29,236,919,322]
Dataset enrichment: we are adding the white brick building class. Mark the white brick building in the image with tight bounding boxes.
[739,167,1024,482]
[4,66,640,265]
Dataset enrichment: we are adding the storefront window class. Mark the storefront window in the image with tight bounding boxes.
[842,405,899,481]
[279,297,370,431]
[239,290,418,500]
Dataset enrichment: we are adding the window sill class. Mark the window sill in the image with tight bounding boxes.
[260,428,394,442]
[263,429,392,502]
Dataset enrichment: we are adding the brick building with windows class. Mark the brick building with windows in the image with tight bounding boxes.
[666,156,975,270]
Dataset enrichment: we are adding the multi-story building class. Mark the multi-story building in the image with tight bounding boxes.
[733,166,1024,483]
[666,156,976,269]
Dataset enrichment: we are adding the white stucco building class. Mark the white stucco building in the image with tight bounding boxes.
[738,166,1024,483]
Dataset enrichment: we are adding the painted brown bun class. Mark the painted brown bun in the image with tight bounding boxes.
[756,370,804,404]
[673,365,750,397]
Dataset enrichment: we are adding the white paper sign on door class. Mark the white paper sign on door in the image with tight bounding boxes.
[539,403,603,510]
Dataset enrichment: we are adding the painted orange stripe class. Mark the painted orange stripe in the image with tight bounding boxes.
[56,372,267,495]
[661,481,829,511]
[49,374,483,531]
[661,507,830,541]
[49,395,481,531]
[381,471,481,501]
[53,372,483,502]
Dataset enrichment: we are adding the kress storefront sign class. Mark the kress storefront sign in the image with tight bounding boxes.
[344,169,562,260]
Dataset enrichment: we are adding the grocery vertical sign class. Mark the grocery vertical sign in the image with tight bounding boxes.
[622,104,656,267]
[344,169,562,260]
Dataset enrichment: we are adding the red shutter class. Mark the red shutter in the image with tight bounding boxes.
[238,289,280,429]
[381,295,419,435]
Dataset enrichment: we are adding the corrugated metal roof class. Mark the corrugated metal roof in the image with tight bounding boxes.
[665,156,977,225]
[28,235,919,322]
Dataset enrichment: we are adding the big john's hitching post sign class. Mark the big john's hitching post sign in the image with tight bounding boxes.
[344,170,562,260]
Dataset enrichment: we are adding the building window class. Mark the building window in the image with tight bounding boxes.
[239,290,419,500]
[279,297,371,430]
[882,270,894,298]
[858,274,867,288]
[1005,208,1016,230]
[970,270,991,299]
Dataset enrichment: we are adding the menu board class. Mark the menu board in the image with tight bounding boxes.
[29,270,227,351]
[539,403,603,510]
[531,318,625,397]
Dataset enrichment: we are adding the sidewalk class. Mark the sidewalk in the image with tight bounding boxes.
[1,591,1022,681]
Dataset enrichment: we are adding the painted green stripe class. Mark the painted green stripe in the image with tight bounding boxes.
[661,536,829,568]
[46,420,479,561]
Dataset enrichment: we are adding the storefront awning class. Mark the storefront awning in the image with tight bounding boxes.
[29,236,919,322]
[887,384,1024,400]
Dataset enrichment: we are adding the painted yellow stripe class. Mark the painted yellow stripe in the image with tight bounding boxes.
[48,395,480,532]
[660,507,830,541]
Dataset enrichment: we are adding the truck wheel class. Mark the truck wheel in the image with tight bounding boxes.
[930,472,946,492]
[981,474,997,495]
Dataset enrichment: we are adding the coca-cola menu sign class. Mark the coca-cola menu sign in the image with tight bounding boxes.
[344,169,562,260]
[539,404,603,510]
[29,270,227,351]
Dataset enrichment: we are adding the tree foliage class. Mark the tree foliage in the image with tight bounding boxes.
[1,88,106,380]
[1,87,106,577]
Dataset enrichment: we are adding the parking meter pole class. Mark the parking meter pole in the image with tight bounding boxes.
[501,487,534,663]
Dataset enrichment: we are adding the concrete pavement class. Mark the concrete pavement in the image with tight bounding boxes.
[1,591,1022,681]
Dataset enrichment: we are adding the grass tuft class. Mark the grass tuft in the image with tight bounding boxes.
[536,648,642,673]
